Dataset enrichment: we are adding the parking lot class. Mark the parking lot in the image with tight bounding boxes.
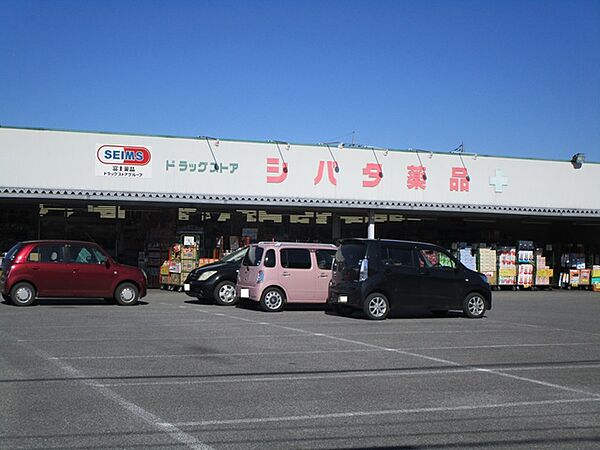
[1,290,599,449]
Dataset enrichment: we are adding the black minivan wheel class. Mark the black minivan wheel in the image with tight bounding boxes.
[114,282,139,306]
[363,293,389,320]
[260,287,285,312]
[214,281,238,306]
[463,292,486,318]
[10,282,36,306]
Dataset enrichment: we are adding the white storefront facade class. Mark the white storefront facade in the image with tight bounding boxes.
[1,126,599,287]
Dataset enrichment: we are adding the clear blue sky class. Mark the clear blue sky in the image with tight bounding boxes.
[1,0,599,161]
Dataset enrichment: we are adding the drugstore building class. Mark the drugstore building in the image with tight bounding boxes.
[1,126,599,288]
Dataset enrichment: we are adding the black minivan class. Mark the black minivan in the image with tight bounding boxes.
[328,239,491,320]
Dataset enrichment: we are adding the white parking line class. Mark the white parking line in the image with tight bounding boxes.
[167,397,600,427]
[49,341,598,360]
[94,363,600,388]
[16,333,308,342]
[2,333,213,450]
[488,318,600,337]
[15,328,511,343]
[191,308,600,398]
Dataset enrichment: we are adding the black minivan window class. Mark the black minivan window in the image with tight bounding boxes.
[418,248,456,269]
[316,249,336,270]
[242,246,264,266]
[381,246,414,267]
[281,249,311,269]
[334,243,366,271]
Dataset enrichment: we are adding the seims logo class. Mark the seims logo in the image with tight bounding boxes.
[97,145,151,166]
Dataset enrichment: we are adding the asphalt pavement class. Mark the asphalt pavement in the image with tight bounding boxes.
[1,290,599,449]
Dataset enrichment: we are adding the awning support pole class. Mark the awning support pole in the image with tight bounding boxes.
[367,210,375,239]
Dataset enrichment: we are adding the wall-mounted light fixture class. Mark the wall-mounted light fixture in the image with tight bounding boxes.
[450,142,471,181]
[198,136,220,171]
[320,142,341,172]
[269,140,290,173]
[412,148,427,181]
[571,153,585,169]
[370,147,383,178]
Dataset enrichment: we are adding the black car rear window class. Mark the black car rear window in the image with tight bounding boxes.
[242,246,264,266]
[334,243,366,271]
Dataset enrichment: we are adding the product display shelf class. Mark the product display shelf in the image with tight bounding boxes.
[160,243,199,291]
[592,265,600,292]
[516,241,535,289]
[559,253,591,290]
[497,247,517,290]
[533,248,553,290]
[476,248,497,288]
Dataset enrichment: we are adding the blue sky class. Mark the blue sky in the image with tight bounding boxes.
[1,0,599,161]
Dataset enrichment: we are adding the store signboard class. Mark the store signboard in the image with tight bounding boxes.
[95,144,153,178]
[1,127,599,212]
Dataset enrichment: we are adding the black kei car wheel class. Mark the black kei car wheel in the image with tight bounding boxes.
[10,282,36,306]
[463,292,486,318]
[214,281,238,306]
[363,293,389,320]
[114,283,139,306]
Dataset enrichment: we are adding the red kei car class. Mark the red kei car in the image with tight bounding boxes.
[0,240,147,306]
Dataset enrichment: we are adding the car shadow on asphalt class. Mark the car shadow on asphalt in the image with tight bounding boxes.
[1,299,149,307]
[325,308,467,320]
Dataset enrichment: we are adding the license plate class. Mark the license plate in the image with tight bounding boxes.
[240,288,250,298]
[338,295,348,303]
[183,284,190,292]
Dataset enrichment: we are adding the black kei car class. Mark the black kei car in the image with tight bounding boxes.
[328,239,492,320]
[183,247,248,305]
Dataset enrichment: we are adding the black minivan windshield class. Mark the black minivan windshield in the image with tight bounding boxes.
[242,246,264,266]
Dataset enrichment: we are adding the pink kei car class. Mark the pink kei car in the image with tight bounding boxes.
[236,242,337,312]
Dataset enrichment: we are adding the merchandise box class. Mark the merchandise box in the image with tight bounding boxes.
[182,260,196,272]
[569,269,580,287]
[160,262,170,276]
[198,258,219,267]
[579,269,591,285]
[483,271,497,286]
[181,246,197,260]
[168,261,182,274]
[169,274,181,285]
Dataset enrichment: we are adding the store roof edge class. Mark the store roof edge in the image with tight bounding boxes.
[1,187,599,218]
[1,124,596,164]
